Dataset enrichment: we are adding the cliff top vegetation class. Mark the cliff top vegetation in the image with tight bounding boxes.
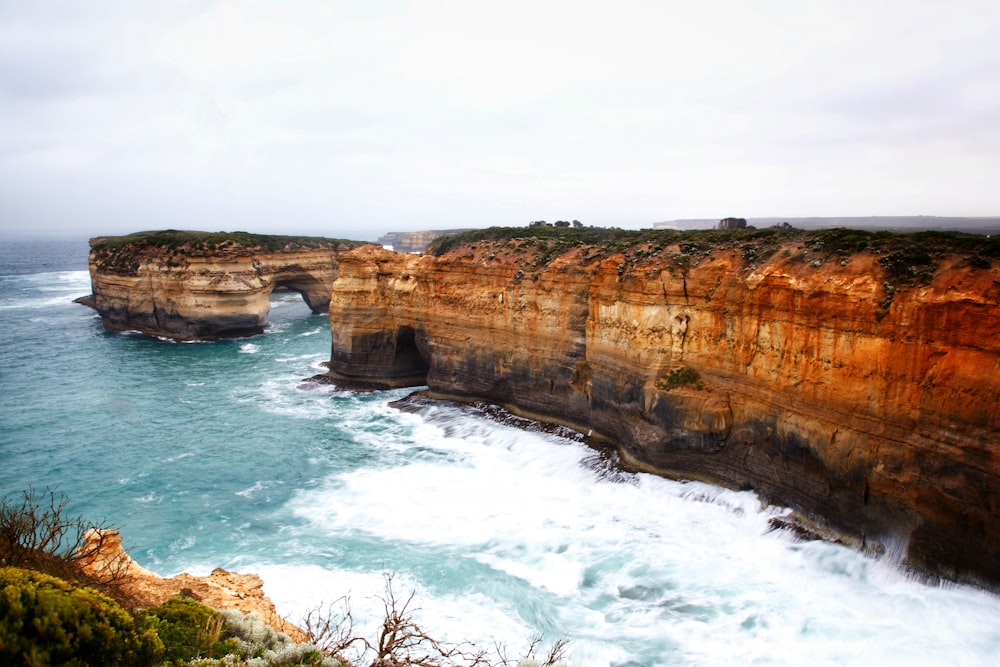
[90,230,366,276]
[431,224,999,258]
[429,225,1000,285]
[91,229,363,254]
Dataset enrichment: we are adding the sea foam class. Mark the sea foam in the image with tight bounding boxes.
[275,401,1000,666]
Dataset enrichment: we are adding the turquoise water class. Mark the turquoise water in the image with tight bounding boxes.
[2,238,1000,666]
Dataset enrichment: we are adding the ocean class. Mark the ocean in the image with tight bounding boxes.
[1,237,999,666]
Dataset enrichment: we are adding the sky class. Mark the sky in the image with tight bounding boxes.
[1,1,998,241]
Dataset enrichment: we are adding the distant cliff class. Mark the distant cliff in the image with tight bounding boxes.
[324,227,1000,586]
[376,229,474,254]
[80,230,359,340]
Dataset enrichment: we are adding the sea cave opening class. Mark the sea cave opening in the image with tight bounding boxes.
[393,325,430,382]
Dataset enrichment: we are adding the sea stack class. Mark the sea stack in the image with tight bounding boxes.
[80,230,357,340]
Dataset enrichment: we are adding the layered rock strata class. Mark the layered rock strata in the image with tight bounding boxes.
[81,232,353,340]
[325,232,1000,586]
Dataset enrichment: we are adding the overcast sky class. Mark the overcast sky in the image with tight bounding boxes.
[1,1,998,240]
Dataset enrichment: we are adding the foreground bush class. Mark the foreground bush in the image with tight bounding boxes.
[0,566,162,666]
[0,488,134,609]
[0,568,337,667]
[139,598,338,667]
[139,597,237,663]
[221,608,338,666]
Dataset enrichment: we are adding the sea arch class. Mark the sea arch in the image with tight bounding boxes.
[82,233,346,341]
[269,272,333,314]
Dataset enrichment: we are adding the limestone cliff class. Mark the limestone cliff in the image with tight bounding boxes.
[377,228,473,253]
[80,231,358,340]
[324,228,1000,586]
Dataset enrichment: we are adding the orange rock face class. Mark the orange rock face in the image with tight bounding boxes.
[80,529,307,641]
[84,239,343,340]
[326,236,1000,585]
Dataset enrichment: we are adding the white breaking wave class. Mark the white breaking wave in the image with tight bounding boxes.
[272,400,1000,667]
[275,353,325,363]
[20,269,91,287]
[0,270,91,310]
[236,480,282,499]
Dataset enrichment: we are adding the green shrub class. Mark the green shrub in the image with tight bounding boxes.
[879,248,936,284]
[139,597,237,663]
[137,599,339,666]
[657,367,703,391]
[0,566,163,666]
[429,225,638,256]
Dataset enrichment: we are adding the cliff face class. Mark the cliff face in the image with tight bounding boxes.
[377,229,473,254]
[326,233,1000,585]
[83,233,350,340]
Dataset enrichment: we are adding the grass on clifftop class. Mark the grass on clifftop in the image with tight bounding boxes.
[90,230,366,276]
[91,230,363,253]
[431,225,999,258]
[429,225,644,255]
[429,225,1000,283]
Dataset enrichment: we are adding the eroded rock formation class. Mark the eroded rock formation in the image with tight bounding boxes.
[324,231,1000,586]
[80,231,355,340]
[79,529,307,641]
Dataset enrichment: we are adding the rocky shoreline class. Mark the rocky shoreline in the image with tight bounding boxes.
[79,529,307,642]
[389,391,888,561]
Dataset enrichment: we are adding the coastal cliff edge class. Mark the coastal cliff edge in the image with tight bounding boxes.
[323,228,1000,587]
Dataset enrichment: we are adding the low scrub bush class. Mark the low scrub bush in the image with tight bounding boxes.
[222,608,338,666]
[139,597,238,663]
[429,224,998,286]
[0,566,163,666]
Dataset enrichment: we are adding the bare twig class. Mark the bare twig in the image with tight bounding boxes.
[304,595,369,661]
[0,488,134,606]
[304,572,571,667]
